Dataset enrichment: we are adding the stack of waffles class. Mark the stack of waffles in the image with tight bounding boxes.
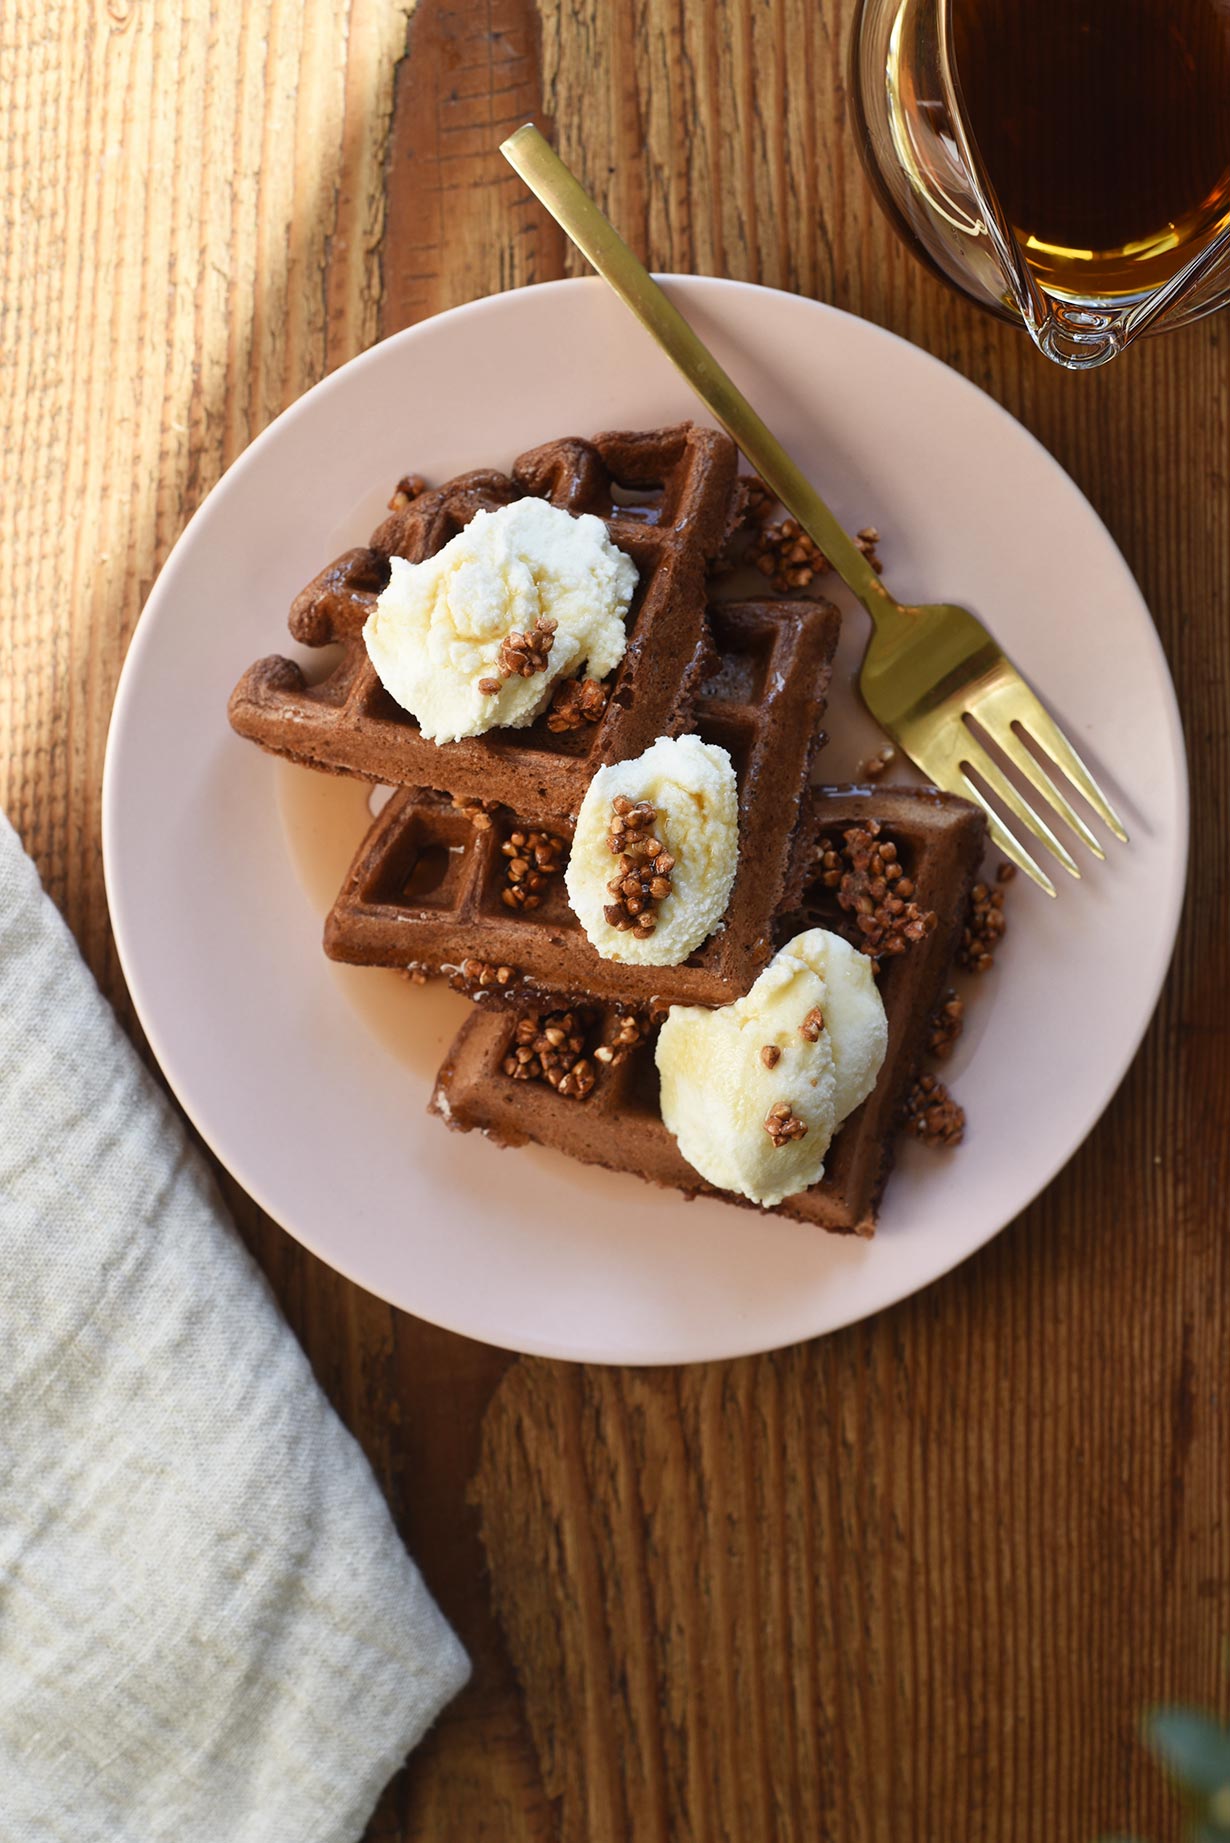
[229,424,988,1236]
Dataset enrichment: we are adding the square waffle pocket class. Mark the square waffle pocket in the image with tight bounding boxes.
[429,786,986,1235]
[322,597,841,1011]
[228,424,743,817]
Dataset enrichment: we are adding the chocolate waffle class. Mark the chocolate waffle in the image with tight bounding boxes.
[228,425,743,817]
[429,786,986,1235]
[323,596,841,1010]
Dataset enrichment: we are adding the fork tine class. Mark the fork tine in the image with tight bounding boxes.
[1010,689,1130,843]
[927,758,1057,896]
[976,799,1058,898]
[957,730,1081,880]
[976,720,1106,860]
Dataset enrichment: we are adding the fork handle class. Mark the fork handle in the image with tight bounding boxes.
[500,126,888,615]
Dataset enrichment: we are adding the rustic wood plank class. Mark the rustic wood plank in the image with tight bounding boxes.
[464,5,1230,1841]
[360,6,567,1836]
[474,1205,1230,1843]
[0,0,412,987]
[384,0,564,320]
[1,3,555,1836]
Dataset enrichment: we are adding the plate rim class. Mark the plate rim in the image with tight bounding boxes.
[102,274,1190,1363]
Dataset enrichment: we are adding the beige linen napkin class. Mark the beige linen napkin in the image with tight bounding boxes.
[0,812,469,1842]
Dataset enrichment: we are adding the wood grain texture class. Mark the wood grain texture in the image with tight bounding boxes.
[0,0,412,985]
[2,0,1228,1839]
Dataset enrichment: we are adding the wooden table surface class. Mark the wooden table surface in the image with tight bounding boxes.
[5,4,1228,1838]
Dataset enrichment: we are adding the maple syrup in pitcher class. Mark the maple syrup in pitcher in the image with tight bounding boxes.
[852,0,1230,360]
[950,0,1230,299]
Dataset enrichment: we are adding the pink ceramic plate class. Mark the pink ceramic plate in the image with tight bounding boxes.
[103,278,1187,1363]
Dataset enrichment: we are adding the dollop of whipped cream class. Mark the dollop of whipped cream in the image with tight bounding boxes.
[655,928,887,1206]
[363,498,637,744]
[564,735,739,967]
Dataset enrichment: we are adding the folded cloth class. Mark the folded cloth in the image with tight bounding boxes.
[0,811,469,1843]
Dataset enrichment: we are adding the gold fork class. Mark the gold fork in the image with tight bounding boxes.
[500,125,1128,896]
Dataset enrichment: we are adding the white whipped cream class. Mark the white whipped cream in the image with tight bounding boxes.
[363,497,636,744]
[655,928,887,1206]
[564,735,739,967]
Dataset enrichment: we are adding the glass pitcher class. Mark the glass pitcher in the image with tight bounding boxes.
[851,0,1230,368]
